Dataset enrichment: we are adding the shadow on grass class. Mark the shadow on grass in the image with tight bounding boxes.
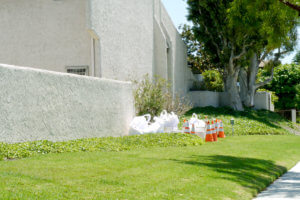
[170,155,287,195]
[186,106,287,129]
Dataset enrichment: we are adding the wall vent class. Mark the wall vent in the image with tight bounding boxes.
[66,66,89,76]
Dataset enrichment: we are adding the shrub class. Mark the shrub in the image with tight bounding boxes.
[0,133,203,161]
[133,75,166,117]
[263,64,300,110]
[164,92,192,117]
[133,75,192,117]
[202,70,224,92]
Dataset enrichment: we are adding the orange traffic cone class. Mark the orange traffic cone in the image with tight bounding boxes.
[183,119,190,134]
[211,120,218,142]
[191,124,196,135]
[205,121,214,142]
[215,119,219,136]
[218,120,226,138]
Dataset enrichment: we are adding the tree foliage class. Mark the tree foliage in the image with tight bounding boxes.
[293,50,300,64]
[179,24,219,74]
[263,64,300,109]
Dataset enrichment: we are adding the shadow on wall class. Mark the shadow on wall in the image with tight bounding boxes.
[186,106,286,129]
[169,155,287,195]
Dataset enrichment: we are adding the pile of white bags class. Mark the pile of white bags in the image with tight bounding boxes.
[188,113,206,140]
[129,110,180,135]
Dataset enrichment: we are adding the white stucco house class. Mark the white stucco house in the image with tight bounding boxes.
[0,0,197,143]
[0,0,191,96]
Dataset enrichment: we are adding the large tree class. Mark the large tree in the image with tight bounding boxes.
[231,0,298,107]
[186,0,298,110]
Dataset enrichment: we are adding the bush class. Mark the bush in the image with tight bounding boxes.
[263,64,300,110]
[202,70,224,92]
[164,92,192,117]
[133,75,166,117]
[0,133,203,161]
[134,75,192,117]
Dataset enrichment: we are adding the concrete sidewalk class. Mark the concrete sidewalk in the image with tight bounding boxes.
[254,162,300,200]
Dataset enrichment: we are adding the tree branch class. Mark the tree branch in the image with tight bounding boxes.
[259,51,269,63]
[255,67,274,89]
[233,42,253,61]
[279,0,300,15]
[256,48,284,89]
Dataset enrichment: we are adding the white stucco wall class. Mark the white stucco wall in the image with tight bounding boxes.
[188,91,220,108]
[189,91,273,111]
[153,19,168,81]
[87,0,154,81]
[153,0,189,96]
[254,92,273,111]
[0,0,91,74]
[0,64,134,143]
[219,92,231,107]
[221,92,273,110]
[0,0,188,89]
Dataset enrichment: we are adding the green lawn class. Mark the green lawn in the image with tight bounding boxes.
[183,107,299,135]
[1,135,300,200]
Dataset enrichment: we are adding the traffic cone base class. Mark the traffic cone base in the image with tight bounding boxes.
[205,134,214,142]
[213,133,218,141]
[218,131,225,138]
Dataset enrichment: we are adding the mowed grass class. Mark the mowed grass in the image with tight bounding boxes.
[183,107,298,135]
[1,135,300,200]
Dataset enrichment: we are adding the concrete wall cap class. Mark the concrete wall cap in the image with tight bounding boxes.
[0,63,132,85]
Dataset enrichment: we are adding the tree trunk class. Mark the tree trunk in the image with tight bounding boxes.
[239,67,248,105]
[225,67,244,111]
[240,51,279,108]
[239,53,259,107]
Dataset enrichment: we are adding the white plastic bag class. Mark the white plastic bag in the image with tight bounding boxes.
[144,116,165,134]
[158,110,180,133]
[129,114,151,135]
[159,110,170,126]
[189,113,206,139]
[189,113,199,125]
[168,112,180,132]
